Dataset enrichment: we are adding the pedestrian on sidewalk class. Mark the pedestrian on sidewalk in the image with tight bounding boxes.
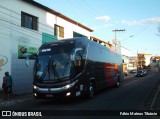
[4,72,13,99]
[2,75,7,99]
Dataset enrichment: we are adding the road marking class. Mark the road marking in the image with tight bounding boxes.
[150,85,160,110]
[0,101,15,106]
[122,80,139,87]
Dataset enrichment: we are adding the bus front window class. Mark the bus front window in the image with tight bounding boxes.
[34,44,74,82]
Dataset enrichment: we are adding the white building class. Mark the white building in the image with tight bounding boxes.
[0,0,93,94]
[120,46,130,73]
[150,56,160,72]
[128,56,137,70]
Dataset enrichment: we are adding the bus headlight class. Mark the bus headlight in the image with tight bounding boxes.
[33,85,38,89]
[34,93,37,97]
[64,85,71,89]
[62,84,72,89]
[62,80,78,90]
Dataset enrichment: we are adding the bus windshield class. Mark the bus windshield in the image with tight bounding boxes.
[34,44,74,82]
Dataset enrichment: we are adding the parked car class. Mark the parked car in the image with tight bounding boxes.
[143,69,148,75]
[130,69,137,73]
[135,70,145,77]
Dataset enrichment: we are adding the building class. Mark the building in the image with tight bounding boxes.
[150,56,160,72]
[0,0,93,94]
[128,56,137,71]
[137,53,152,70]
[90,36,112,49]
[120,46,130,74]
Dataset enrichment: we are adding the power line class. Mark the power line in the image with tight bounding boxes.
[0,30,41,47]
[0,6,55,35]
[0,5,92,40]
[0,15,76,41]
[0,32,40,47]
[0,5,55,29]
[0,4,91,37]
[0,16,87,46]
[0,19,42,41]
[78,0,103,17]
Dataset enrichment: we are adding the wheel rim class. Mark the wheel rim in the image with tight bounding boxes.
[117,82,120,87]
[89,84,94,98]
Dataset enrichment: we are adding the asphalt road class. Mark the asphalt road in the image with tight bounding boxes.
[1,72,160,119]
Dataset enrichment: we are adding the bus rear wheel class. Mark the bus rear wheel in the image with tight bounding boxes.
[86,81,95,99]
[116,81,120,87]
[115,77,120,88]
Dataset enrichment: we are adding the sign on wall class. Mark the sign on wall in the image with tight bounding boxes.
[18,45,38,59]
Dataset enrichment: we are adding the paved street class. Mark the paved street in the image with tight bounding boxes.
[0,72,160,119]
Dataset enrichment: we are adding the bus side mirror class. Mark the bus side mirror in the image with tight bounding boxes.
[70,48,82,61]
[70,48,83,67]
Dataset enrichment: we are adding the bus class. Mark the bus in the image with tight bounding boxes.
[33,37,123,99]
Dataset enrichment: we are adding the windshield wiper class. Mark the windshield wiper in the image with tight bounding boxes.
[52,62,60,81]
[62,62,70,78]
[39,58,51,81]
[39,65,48,81]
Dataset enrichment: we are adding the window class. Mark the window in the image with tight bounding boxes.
[54,24,64,38]
[21,12,38,31]
[73,31,86,38]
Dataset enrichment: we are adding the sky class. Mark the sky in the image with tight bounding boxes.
[35,0,160,56]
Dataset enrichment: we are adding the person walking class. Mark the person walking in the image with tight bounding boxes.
[2,75,7,99]
[4,72,12,99]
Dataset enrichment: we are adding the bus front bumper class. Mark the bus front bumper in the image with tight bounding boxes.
[33,81,85,99]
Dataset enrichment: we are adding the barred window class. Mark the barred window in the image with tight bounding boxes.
[21,12,38,31]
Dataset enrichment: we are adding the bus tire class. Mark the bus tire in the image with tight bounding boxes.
[116,81,120,88]
[115,76,120,88]
[86,81,95,99]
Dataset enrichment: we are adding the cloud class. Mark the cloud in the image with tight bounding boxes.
[104,23,113,27]
[94,16,111,22]
[143,17,160,23]
[92,23,113,30]
[93,16,113,29]
[121,17,160,26]
[91,26,98,30]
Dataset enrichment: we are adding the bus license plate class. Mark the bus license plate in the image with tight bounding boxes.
[46,94,53,98]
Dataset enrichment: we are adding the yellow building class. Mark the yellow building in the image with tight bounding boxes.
[137,53,152,69]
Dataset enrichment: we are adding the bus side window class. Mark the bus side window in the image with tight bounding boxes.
[75,50,83,67]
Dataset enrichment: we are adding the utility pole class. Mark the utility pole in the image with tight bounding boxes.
[112,29,125,52]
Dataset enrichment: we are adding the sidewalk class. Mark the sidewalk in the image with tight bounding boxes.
[124,73,135,79]
[0,92,33,108]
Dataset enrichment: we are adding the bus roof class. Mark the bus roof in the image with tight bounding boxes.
[40,37,121,55]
